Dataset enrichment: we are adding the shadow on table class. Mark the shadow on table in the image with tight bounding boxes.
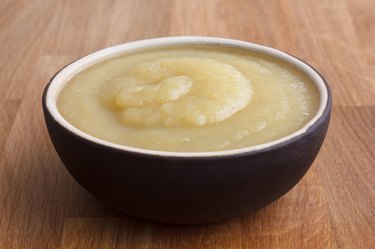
[58,202,273,248]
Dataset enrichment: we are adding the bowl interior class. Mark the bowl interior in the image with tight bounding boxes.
[45,36,329,157]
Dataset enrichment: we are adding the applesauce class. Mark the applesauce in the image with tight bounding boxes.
[57,47,320,152]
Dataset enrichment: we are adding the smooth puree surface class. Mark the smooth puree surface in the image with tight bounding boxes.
[57,47,320,152]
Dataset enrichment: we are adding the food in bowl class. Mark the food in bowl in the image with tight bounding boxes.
[43,37,331,224]
[57,47,320,152]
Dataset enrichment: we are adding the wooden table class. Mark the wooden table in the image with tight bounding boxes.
[1,0,374,248]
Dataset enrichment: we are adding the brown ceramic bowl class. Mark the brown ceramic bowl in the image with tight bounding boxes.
[42,37,331,224]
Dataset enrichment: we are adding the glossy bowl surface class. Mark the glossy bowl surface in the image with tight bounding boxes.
[42,37,331,224]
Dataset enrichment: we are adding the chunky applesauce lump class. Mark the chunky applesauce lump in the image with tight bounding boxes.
[57,47,320,152]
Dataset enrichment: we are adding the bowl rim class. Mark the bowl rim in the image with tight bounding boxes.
[44,36,331,158]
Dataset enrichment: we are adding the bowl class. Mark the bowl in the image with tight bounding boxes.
[42,37,331,224]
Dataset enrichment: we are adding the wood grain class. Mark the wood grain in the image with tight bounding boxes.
[0,0,374,248]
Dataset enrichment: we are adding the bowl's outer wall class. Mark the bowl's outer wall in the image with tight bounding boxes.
[42,78,331,224]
